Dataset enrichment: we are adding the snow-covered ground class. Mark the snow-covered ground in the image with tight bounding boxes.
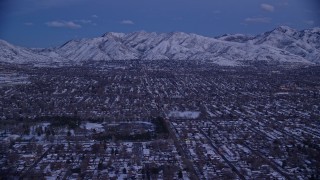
[82,122,104,132]
[0,73,29,86]
[167,111,200,119]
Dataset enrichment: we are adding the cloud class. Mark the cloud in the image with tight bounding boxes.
[91,14,98,18]
[278,0,289,7]
[304,20,314,25]
[213,10,221,14]
[24,22,34,26]
[46,20,81,29]
[245,17,271,23]
[173,17,183,21]
[120,20,134,25]
[261,3,275,12]
[75,19,92,24]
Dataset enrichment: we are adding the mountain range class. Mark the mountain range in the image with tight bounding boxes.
[1,26,319,66]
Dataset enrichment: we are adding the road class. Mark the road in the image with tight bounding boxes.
[197,127,246,180]
[19,145,53,179]
[166,120,201,180]
[243,143,293,180]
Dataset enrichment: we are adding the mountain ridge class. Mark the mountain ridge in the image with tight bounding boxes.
[0,26,319,66]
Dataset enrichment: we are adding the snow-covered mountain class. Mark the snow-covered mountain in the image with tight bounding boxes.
[0,40,71,66]
[218,26,320,64]
[1,26,319,66]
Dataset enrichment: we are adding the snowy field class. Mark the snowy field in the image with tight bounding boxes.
[0,73,29,86]
[167,111,200,119]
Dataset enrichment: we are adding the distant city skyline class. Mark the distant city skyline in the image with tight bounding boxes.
[0,0,319,48]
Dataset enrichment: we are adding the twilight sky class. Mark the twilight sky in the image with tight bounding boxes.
[0,0,319,48]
